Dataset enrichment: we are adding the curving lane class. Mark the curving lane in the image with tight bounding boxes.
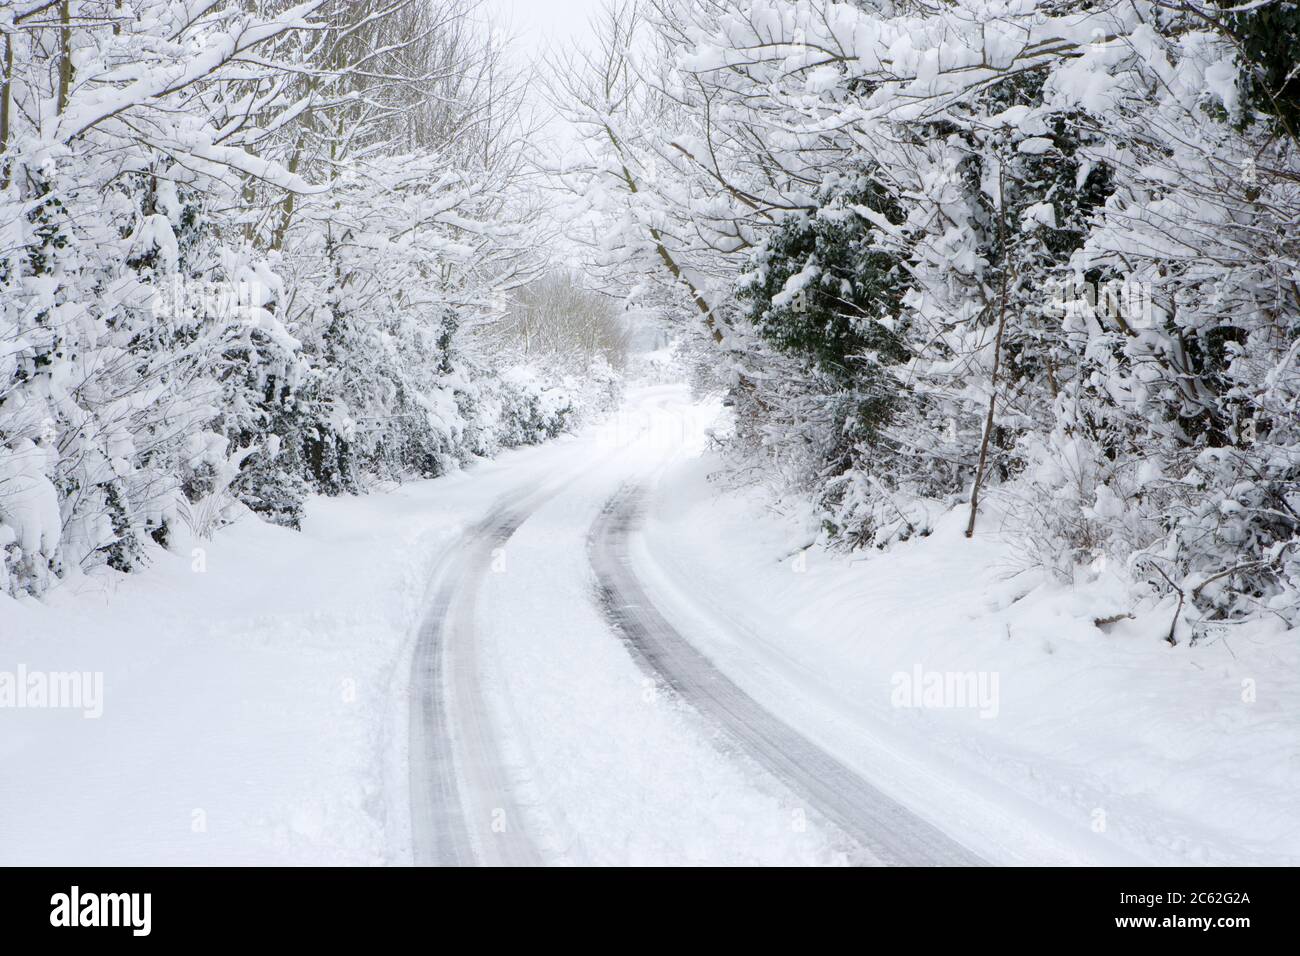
[588,481,986,866]
[408,385,984,866]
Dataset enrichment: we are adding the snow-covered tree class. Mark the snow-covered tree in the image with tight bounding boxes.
[556,0,1300,630]
[0,0,614,596]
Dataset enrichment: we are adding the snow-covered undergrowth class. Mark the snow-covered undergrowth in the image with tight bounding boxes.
[640,443,1300,865]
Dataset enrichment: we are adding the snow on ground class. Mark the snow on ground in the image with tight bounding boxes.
[0,434,594,864]
[635,399,1300,865]
[0,386,848,866]
[3,383,1294,866]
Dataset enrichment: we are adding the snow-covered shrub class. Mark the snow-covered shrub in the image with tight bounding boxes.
[469,360,621,454]
[0,440,63,594]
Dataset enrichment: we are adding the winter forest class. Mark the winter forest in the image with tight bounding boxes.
[2,0,1299,872]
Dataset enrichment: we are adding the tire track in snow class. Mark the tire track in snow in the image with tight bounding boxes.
[409,390,687,865]
[589,482,986,867]
[408,485,552,866]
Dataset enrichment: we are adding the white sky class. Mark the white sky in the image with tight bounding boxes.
[483,0,606,153]
[485,0,604,66]
[482,0,610,263]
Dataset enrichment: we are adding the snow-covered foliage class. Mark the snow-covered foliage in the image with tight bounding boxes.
[0,0,615,596]
[557,0,1300,630]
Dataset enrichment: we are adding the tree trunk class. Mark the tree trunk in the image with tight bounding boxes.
[965,166,1011,539]
[1,32,12,188]
[57,1,73,115]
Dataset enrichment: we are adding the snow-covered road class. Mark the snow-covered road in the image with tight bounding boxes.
[408,483,551,866]
[400,382,1299,866]
[396,383,1014,865]
[5,384,1295,866]
[406,385,887,864]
